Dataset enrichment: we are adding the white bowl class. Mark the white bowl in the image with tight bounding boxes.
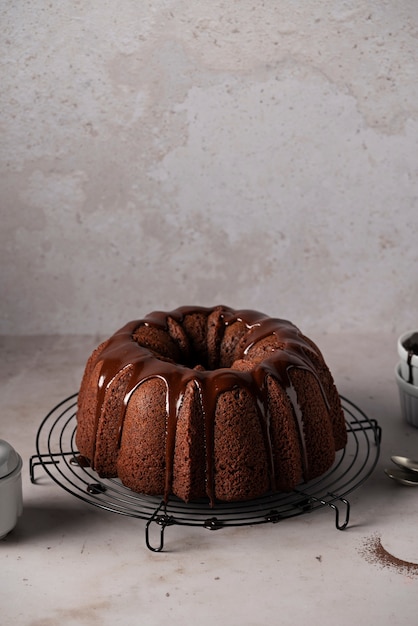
[397,330,418,386]
[395,363,418,428]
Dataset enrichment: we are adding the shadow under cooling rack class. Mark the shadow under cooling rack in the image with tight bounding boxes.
[30,394,381,551]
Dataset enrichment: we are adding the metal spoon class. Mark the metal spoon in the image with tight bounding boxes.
[385,467,418,486]
[391,455,418,473]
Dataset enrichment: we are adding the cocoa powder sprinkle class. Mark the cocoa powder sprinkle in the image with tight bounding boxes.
[359,533,418,577]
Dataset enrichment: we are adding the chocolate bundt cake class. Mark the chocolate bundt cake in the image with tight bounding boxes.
[76,305,347,504]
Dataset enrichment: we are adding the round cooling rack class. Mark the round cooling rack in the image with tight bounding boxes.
[30,394,381,551]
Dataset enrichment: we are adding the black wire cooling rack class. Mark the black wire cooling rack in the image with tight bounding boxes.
[30,394,381,551]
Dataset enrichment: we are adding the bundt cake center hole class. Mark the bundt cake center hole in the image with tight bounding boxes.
[183,354,219,371]
[132,319,242,370]
[177,351,234,371]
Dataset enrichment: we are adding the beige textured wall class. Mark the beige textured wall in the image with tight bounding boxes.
[1,1,417,335]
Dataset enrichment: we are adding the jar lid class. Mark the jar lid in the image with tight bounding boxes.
[0,440,21,478]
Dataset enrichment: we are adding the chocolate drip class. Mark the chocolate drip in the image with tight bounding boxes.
[87,306,329,503]
[403,332,418,385]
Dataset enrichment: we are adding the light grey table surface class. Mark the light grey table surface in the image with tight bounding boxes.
[1,332,417,626]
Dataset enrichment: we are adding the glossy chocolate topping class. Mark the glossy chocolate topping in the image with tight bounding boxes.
[87,305,328,503]
[403,332,418,385]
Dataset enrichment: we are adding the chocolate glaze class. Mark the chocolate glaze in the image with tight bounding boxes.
[403,332,418,385]
[86,305,330,504]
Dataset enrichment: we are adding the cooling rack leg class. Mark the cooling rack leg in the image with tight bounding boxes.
[29,455,57,483]
[29,455,39,483]
[145,501,175,552]
[145,518,165,552]
[303,493,350,530]
[328,497,350,530]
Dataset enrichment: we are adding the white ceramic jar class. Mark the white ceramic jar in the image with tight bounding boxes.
[395,364,418,428]
[0,440,23,539]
